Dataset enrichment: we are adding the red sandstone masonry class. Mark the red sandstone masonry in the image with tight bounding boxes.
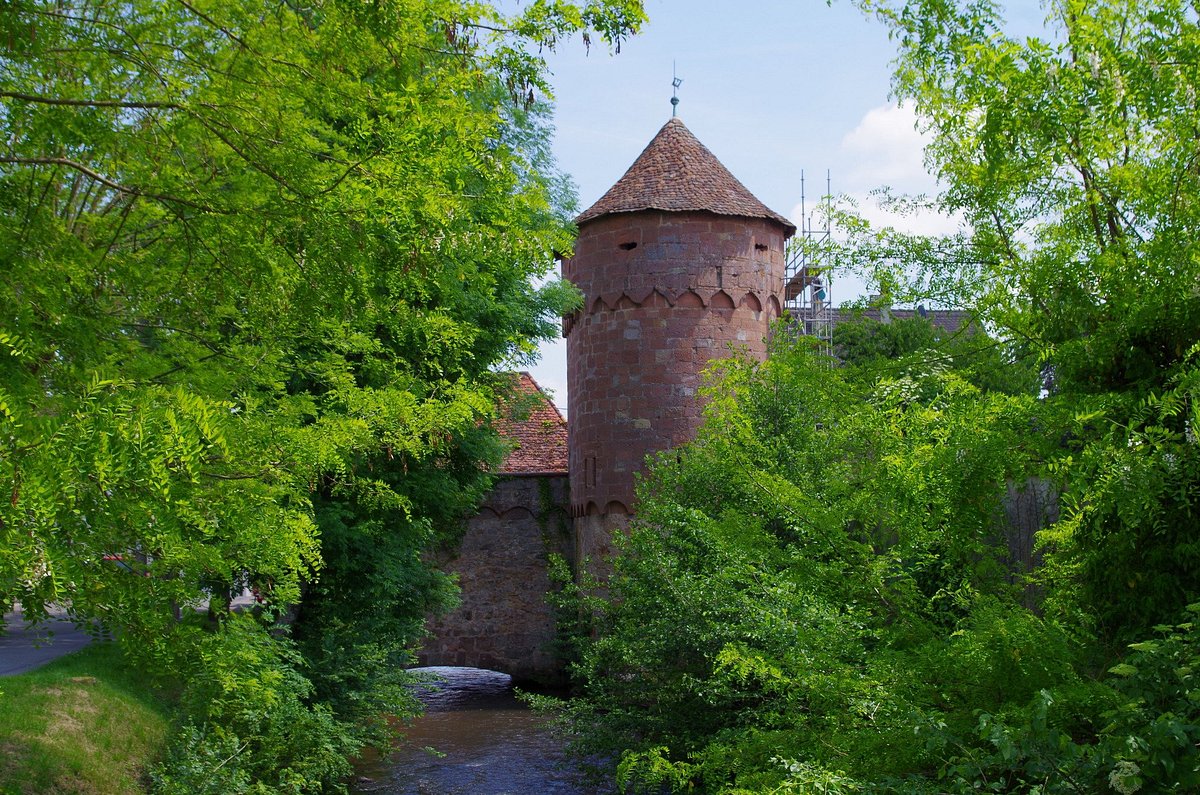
[419,475,571,683]
[563,209,787,518]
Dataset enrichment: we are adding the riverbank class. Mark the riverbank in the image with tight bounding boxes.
[0,642,171,794]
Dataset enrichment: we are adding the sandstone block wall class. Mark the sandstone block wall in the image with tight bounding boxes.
[563,209,787,518]
[418,475,571,684]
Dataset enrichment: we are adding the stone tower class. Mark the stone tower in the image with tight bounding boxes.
[562,117,795,563]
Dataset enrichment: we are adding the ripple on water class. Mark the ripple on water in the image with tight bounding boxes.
[351,666,608,795]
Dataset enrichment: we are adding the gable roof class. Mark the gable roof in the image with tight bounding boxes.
[575,117,796,235]
[496,373,568,476]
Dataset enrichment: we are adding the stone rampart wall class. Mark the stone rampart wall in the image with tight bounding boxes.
[418,475,571,684]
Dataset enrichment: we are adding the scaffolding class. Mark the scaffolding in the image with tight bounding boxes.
[783,170,834,356]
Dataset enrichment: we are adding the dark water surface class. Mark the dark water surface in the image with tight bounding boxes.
[351,667,608,795]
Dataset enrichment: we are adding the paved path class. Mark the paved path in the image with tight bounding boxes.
[0,590,262,676]
[0,607,94,676]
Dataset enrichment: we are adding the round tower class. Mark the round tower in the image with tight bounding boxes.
[562,117,795,563]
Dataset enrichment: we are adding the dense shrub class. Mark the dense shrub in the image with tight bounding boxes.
[554,339,1200,793]
[150,614,359,794]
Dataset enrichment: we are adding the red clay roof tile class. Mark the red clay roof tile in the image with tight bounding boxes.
[496,372,568,475]
[833,307,975,336]
[576,117,796,234]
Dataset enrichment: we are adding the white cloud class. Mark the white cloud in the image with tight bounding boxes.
[839,101,936,192]
[825,101,965,239]
[784,102,967,302]
[788,192,963,242]
[785,191,964,305]
[847,193,965,238]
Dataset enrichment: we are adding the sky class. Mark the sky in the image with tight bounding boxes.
[526,0,1045,410]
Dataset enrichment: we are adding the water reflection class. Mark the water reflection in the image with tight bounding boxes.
[352,666,606,795]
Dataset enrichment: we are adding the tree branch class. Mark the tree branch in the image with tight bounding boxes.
[147,350,226,383]
[200,470,274,481]
[316,146,384,196]
[174,0,251,51]
[0,156,228,214]
[0,91,178,110]
[187,113,308,199]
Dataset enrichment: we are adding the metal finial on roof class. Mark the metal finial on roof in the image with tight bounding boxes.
[671,63,682,117]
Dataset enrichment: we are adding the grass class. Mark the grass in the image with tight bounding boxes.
[0,642,173,795]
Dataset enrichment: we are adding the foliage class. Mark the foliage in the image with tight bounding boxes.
[844,0,1200,639]
[934,603,1200,794]
[1,0,644,789]
[555,342,1062,792]
[833,312,943,365]
[832,310,1039,395]
[152,614,358,795]
[557,341,1198,793]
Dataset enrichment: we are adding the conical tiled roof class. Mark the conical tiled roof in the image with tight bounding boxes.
[575,117,795,234]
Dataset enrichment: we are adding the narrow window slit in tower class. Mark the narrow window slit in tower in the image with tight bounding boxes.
[619,241,638,250]
[754,243,768,252]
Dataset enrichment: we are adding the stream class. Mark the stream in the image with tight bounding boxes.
[350,667,611,795]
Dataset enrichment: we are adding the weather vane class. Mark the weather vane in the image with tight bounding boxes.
[671,63,683,117]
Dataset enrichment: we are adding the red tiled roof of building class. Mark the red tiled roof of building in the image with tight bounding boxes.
[497,372,568,475]
[833,307,975,336]
[575,117,796,235]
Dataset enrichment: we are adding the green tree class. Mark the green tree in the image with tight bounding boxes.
[1,0,643,789]
[832,310,1040,395]
[846,0,1200,641]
